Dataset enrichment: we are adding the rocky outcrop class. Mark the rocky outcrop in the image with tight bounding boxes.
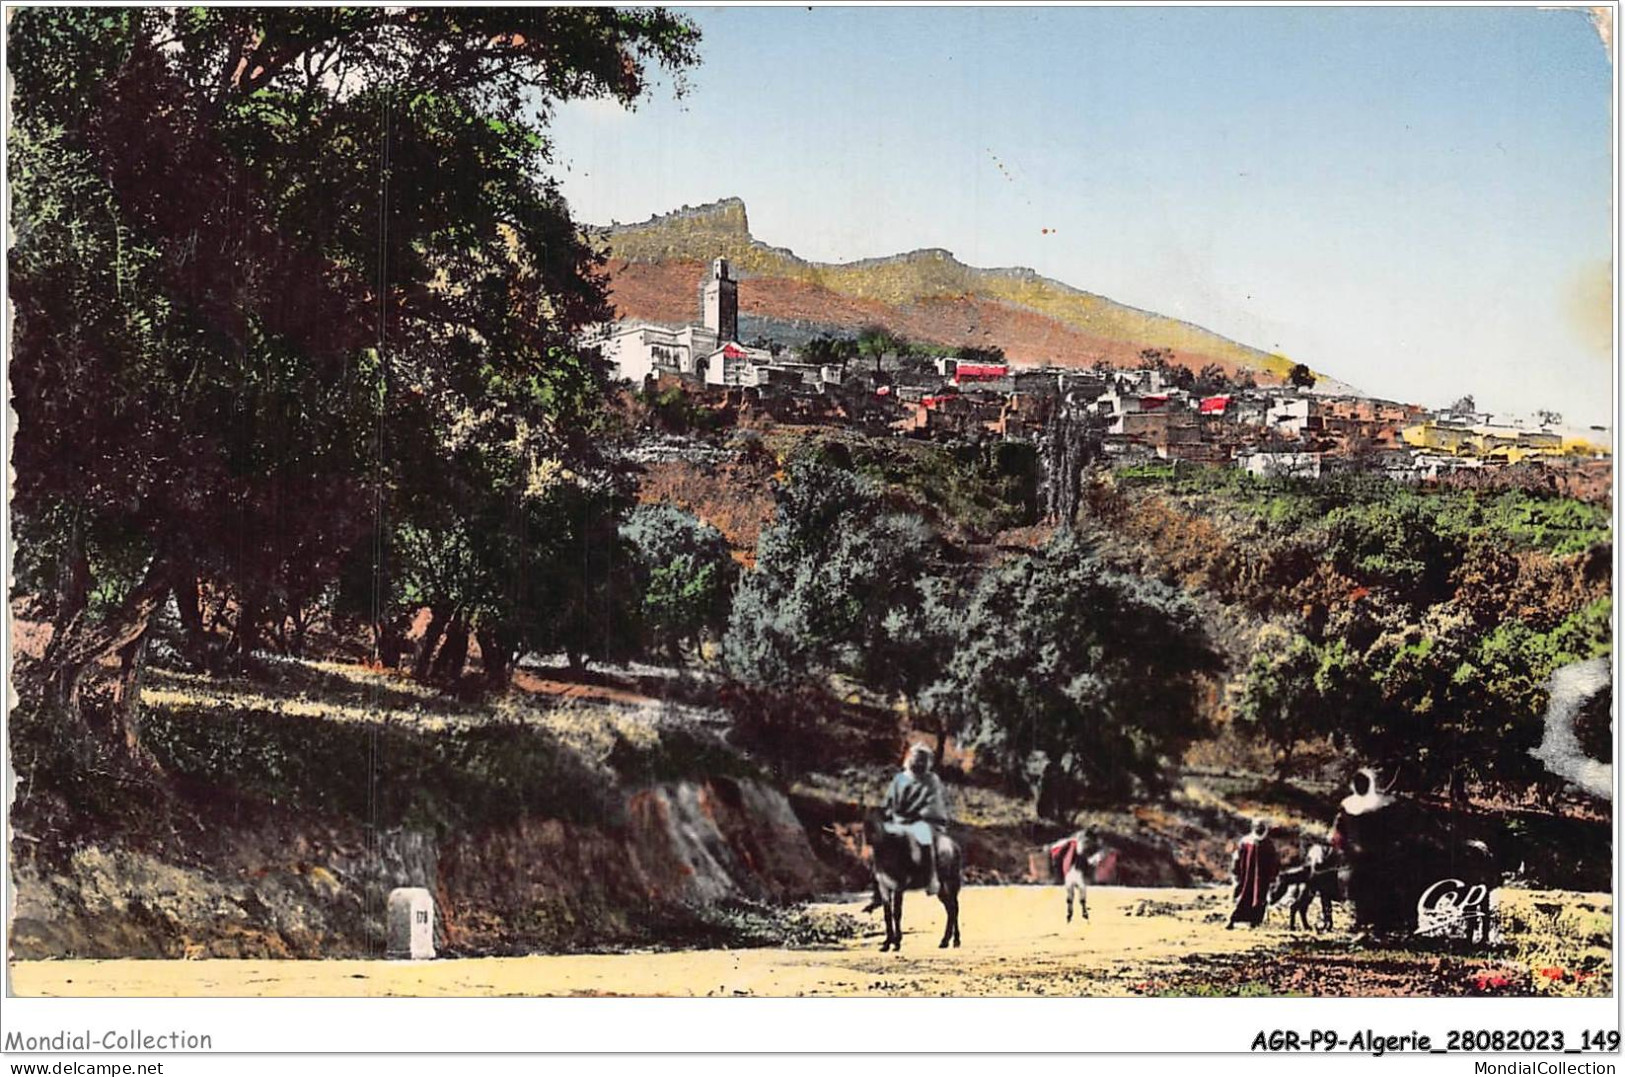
[598,197,1305,382]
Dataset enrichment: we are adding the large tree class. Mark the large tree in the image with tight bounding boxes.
[723,461,947,691]
[921,537,1220,815]
[622,504,738,661]
[1236,627,1328,778]
[10,9,699,759]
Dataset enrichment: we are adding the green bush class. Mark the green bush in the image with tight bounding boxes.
[922,535,1220,812]
[141,700,616,833]
[621,504,737,659]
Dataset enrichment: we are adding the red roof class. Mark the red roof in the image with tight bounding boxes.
[721,343,748,359]
[956,364,1009,380]
[1199,395,1231,414]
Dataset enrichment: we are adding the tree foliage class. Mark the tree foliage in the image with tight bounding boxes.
[622,504,738,659]
[1192,363,1233,396]
[1325,492,1467,607]
[1237,628,1327,776]
[857,324,905,370]
[955,344,1006,365]
[1109,466,1611,800]
[1043,402,1103,527]
[723,462,946,689]
[922,537,1220,814]
[9,8,700,751]
[798,333,859,367]
[1239,597,1611,796]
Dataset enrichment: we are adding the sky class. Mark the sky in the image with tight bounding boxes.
[548,6,1615,427]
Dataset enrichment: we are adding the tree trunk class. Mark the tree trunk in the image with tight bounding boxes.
[1448,767,1469,804]
[925,712,947,769]
[41,553,173,748]
[289,602,313,657]
[1274,744,1295,783]
[270,604,291,654]
[231,590,265,663]
[1034,761,1072,826]
[375,614,409,669]
[54,515,92,636]
[412,604,452,681]
[476,625,513,691]
[203,587,231,636]
[433,616,471,682]
[107,628,156,767]
[174,573,211,666]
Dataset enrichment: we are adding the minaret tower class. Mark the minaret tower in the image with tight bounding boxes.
[702,257,739,343]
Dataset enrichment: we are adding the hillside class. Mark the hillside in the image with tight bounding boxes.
[9,425,1610,970]
[599,197,1311,384]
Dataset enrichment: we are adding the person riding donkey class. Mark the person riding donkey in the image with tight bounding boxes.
[883,744,951,895]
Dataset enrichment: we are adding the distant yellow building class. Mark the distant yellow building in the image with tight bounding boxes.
[1401,420,1474,455]
[1399,421,1608,462]
[1560,433,1611,458]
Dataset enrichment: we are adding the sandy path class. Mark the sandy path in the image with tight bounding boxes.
[13,886,1287,998]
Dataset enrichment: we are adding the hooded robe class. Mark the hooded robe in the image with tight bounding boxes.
[883,769,949,847]
[1229,833,1280,925]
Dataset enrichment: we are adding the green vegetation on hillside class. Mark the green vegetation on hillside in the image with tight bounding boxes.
[922,537,1221,810]
[1116,466,1611,557]
[7,9,1609,916]
[768,428,1041,538]
[1098,465,1612,796]
[724,459,1219,815]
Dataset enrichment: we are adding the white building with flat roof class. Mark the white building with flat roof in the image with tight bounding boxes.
[594,322,719,384]
[591,258,741,385]
[703,340,775,386]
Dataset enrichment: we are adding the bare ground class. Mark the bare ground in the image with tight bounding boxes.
[11,885,1608,998]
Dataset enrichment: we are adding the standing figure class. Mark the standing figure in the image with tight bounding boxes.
[1048,825,1105,923]
[1332,766,1397,931]
[1227,818,1280,929]
[1333,766,1434,936]
[882,744,951,895]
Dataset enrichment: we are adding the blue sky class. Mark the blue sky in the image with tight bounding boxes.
[549,6,1614,426]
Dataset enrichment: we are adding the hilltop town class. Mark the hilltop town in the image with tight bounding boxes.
[589,257,1611,496]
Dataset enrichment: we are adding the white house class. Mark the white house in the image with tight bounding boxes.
[591,258,741,385]
[1267,396,1315,438]
[1239,451,1322,479]
[702,340,775,386]
[594,322,719,384]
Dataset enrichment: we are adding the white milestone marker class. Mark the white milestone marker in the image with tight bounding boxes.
[387,887,436,960]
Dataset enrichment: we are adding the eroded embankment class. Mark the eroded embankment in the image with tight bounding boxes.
[8,776,843,959]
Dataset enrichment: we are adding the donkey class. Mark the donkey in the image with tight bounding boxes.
[1268,842,1340,931]
[866,814,962,951]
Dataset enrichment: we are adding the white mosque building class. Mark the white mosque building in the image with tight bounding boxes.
[590,258,773,387]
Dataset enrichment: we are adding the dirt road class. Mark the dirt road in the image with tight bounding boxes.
[9,886,1607,998]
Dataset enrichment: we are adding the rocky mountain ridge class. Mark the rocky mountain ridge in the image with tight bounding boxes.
[598,197,1319,385]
